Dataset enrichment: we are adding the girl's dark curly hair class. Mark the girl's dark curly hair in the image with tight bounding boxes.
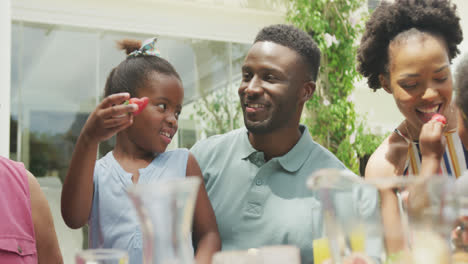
[104,39,181,97]
[357,0,463,90]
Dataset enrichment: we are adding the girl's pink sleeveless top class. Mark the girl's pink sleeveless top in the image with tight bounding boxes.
[0,156,37,263]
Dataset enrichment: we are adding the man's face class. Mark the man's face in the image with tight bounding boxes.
[238,41,310,134]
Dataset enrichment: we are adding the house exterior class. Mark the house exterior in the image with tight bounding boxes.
[0,1,285,261]
[0,0,467,261]
[0,0,286,173]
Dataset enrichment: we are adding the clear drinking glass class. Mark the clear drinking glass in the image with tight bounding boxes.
[75,249,129,264]
[212,249,261,264]
[307,169,383,264]
[453,176,468,263]
[212,245,300,264]
[309,171,468,264]
[367,174,462,264]
[127,177,201,264]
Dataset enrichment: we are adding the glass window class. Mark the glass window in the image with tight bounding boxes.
[11,21,249,181]
[232,42,251,83]
[171,39,231,103]
[178,129,197,149]
[172,0,287,12]
[11,22,99,180]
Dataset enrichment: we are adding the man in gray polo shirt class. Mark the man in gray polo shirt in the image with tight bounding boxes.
[190,24,382,263]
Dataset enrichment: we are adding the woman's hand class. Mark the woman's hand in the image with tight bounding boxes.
[419,118,447,178]
[419,118,446,162]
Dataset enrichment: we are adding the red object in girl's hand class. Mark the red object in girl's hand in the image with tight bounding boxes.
[125,97,149,115]
[431,114,447,125]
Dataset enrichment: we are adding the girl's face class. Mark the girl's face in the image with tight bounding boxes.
[128,72,184,154]
[381,34,452,136]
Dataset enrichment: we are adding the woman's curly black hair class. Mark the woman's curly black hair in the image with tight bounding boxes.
[357,0,463,90]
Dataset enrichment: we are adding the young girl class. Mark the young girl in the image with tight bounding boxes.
[357,0,464,254]
[60,38,221,264]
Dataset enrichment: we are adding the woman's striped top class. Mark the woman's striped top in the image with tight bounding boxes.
[394,128,468,178]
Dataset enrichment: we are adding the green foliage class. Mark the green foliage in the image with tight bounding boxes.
[190,84,243,136]
[188,40,245,136]
[288,0,383,175]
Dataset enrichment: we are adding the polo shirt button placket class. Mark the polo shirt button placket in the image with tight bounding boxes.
[255,179,263,186]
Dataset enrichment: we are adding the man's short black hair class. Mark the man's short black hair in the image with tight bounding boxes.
[357,0,463,90]
[255,24,321,82]
[456,54,468,127]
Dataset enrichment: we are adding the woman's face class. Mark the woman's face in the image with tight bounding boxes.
[381,34,452,136]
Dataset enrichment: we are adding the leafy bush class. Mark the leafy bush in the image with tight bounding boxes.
[288,0,384,175]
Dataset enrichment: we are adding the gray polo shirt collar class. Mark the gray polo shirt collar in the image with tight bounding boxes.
[240,125,314,173]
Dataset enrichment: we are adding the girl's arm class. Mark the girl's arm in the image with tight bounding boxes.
[28,171,63,264]
[187,153,221,264]
[61,93,136,228]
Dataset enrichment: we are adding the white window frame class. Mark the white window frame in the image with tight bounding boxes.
[0,0,11,157]
[11,0,285,44]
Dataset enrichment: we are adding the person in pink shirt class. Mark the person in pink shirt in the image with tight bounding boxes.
[0,155,63,264]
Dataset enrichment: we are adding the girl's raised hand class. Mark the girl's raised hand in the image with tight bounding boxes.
[81,93,138,144]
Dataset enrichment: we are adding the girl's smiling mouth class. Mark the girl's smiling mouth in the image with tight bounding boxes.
[159,129,174,144]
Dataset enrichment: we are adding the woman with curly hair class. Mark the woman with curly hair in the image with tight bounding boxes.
[357,0,464,254]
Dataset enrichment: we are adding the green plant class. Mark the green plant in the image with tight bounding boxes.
[188,40,246,136]
[288,0,383,175]
[190,83,242,136]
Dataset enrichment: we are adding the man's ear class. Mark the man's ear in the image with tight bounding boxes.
[301,81,316,103]
[379,74,392,94]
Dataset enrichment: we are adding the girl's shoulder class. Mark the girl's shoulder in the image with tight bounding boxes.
[95,151,115,169]
[161,148,189,158]
[156,148,190,165]
[165,148,189,153]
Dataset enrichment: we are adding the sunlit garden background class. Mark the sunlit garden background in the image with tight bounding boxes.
[2,0,468,262]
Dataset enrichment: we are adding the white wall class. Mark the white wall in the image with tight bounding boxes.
[0,0,11,157]
[11,0,285,44]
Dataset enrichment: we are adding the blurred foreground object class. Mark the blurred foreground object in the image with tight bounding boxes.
[212,245,300,264]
